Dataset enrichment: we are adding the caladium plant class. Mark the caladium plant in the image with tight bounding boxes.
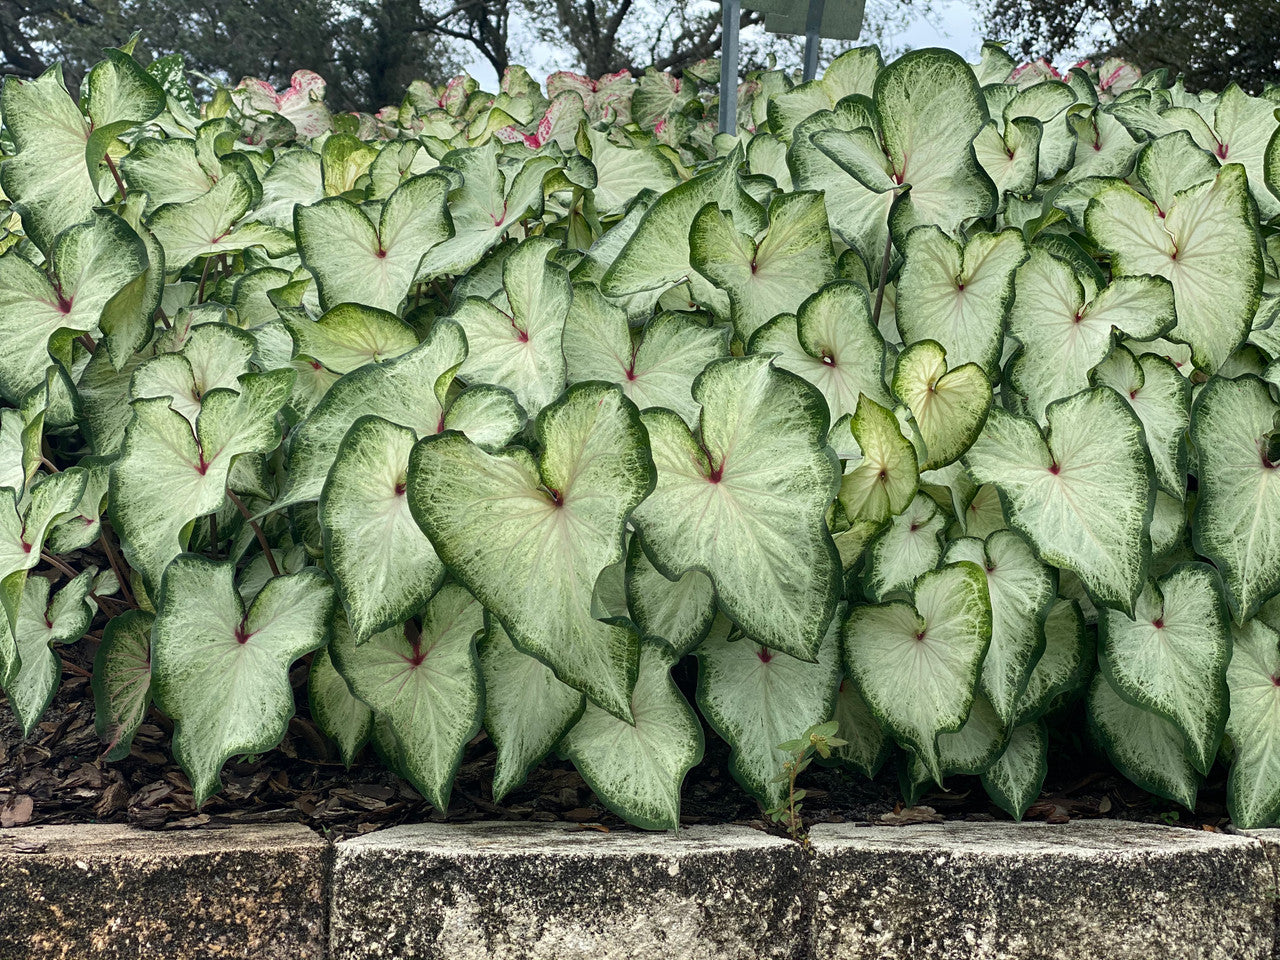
[3,38,1280,834]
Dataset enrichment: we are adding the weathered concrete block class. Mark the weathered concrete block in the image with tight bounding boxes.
[0,823,329,960]
[807,820,1274,960]
[329,822,808,960]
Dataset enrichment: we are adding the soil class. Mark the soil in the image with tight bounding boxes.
[0,625,1233,841]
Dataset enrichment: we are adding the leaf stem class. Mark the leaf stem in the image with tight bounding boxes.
[208,512,219,559]
[98,527,136,607]
[41,551,79,580]
[197,257,214,304]
[104,153,127,201]
[872,231,893,331]
[226,488,281,577]
[78,332,98,353]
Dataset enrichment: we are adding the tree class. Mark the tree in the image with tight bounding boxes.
[983,0,1280,93]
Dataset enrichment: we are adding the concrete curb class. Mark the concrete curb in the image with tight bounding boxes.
[2,820,1276,959]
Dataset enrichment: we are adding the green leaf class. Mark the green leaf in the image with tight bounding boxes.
[479,616,585,801]
[0,571,93,735]
[1190,375,1280,621]
[624,536,715,657]
[695,609,842,807]
[320,416,444,644]
[0,68,98,252]
[631,357,841,660]
[91,609,154,762]
[560,641,704,831]
[296,174,452,313]
[1092,346,1190,496]
[121,138,215,212]
[148,172,294,269]
[1225,618,1280,828]
[689,191,836,342]
[1087,165,1262,372]
[308,642,372,767]
[837,395,919,524]
[82,48,167,182]
[331,583,483,810]
[750,280,893,422]
[965,388,1154,615]
[152,557,335,806]
[828,675,891,778]
[0,470,86,634]
[861,492,946,602]
[945,530,1057,729]
[110,369,293,595]
[563,282,730,428]
[1007,247,1176,422]
[1099,563,1229,775]
[895,226,1026,378]
[449,237,569,418]
[284,303,418,376]
[0,213,149,404]
[892,340,992,470]
[408,382,653,720]
[1087,672,1199,810]
[981,720,1048,820]
[843,561,992,782]
[280,319,522,508]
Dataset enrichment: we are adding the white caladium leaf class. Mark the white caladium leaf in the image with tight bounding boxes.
[624,537,715,657]
[1066,107,1142,182]
[750,280,893,420]
[560,642,703,831]
[420,142,559,276]
[0,68,98,253]
[631,357,841,660]
[1099,563,1229,775]
[1087,672,1199,810]
[600,145,766,310]
[695,608,842,807]
[91,609,154,762]
[829,675,891,778]
[120,138,215,211]
[295,173,451,313]
[1204,85,1280,221]
[110,369,294,595]
[320,416,444,644]
[837,395,919,524]
[861,493,946,602]
[579,127,680,215]
[813,49,997,242]
[151,557,335,805]
[1225,618,1280,829]
[1266,125,1279,205]
[1092,346,1190,496]
[479,617,584,801]
[891,340,991,470]
[0,571,93,735]
[450,237,569,417]
[973,116,1042,200]
[409,382,653,720]
[903,693,1007,796]
[965,388,1153,615]
[562,283,730,429]
[0,470,86,634]
[308,643,372,768]
[894,226,1026,378]
[945,530,1057,729]
[148,172,294,270]
[1006,247,1176,422]
[981,720,1048,820]
[331,582,483,810]
[843,561,992,783]
[0,406,43,497]
[131,323,256,426]
[284,303,417,375]
[689,191,836,342]
[1190,375,1280,621]
[0,213,149,404]
[280,319,523,508]
[1087,165,1262,372]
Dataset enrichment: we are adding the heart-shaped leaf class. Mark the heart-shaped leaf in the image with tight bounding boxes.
[91,609,154,762]
[981,720,1048,820]
[1092,346,1190,496]
[843,561,992,783]
[148,172,294,269]
[624,537,715,657]
[892,339,992,470]
[1225,618,1280,829]
[151,557,335,806]
[965,387,1153,614]
[284,303,418,375]
[409,382,653,720]
[837,395,919,524]
[828,675,891,779]
[631,356,841,660]
[308,643,372,767]
[1190,375,1280,621]
[861,492,946,602]
[560,642,703,831]
[0,470,86,633]
[479,617,584,801]
[330,582,483,810]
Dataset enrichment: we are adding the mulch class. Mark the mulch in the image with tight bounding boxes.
[0,635,1234,840]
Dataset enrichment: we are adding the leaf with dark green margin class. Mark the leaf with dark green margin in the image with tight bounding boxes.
[981,721,1048,820]
[0,470,86,634]
[1225,618,1280,829]
[837,395,919,524]
[92,609,154,762]
[308,643,372,768]
[891,340,991,470]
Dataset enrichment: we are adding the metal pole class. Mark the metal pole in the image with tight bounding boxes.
[803,0,826,81]
[718,0,740,134]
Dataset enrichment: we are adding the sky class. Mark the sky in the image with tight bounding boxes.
[462,0,987,87]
